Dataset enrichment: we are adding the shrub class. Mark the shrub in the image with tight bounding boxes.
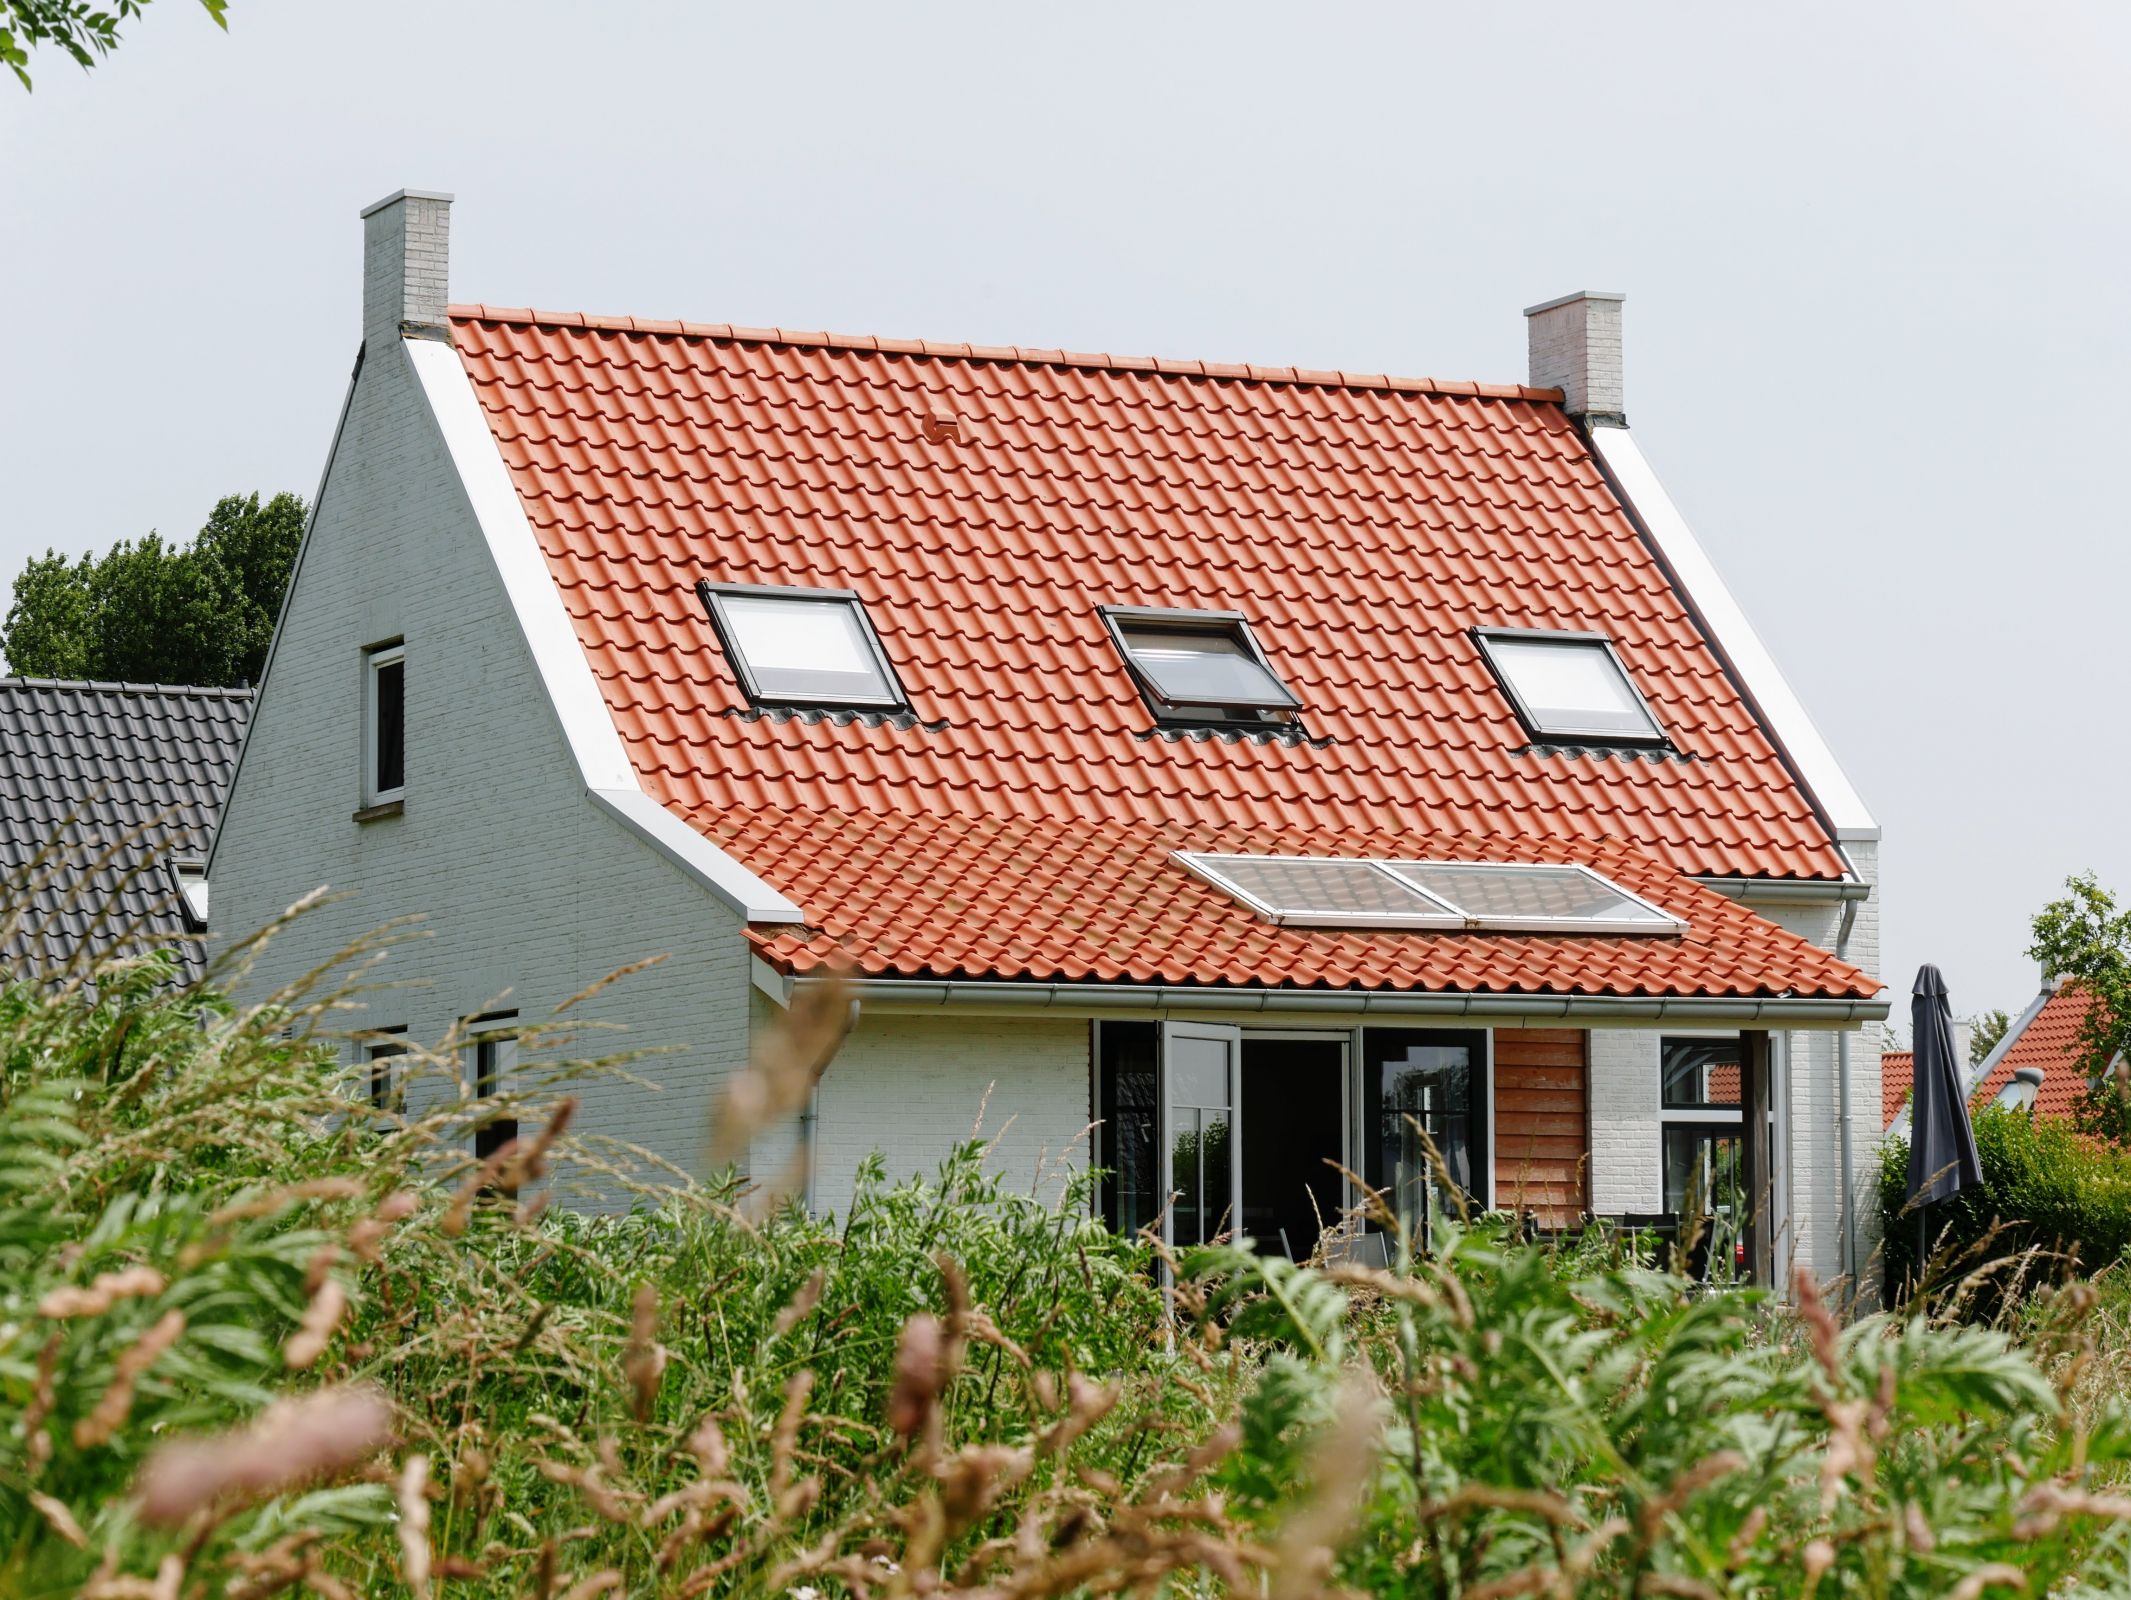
[1879,1106,2131,1296]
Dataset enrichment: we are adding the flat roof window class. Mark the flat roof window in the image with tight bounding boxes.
[1384,862,1679,933]
[699,582,907,710]
[1177,852,1683,935]
[1476,630,1663,744]
[1105,608,1300,723]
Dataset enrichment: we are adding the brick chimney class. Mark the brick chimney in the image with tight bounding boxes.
[1523,291,1625,425]
[360,189,453,350]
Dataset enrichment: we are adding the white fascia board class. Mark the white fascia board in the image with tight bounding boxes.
[751,954,795,1008]
[409,338,804,927]
[1590,429,1879,841]
[591,788,803,923]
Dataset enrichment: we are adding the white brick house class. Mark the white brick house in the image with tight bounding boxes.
[210,190,1887,1291]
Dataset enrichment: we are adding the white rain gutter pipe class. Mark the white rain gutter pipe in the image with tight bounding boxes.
[1834,888,1863,1288]
[813,977,1888,1025]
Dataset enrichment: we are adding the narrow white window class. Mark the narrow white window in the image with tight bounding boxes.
[467,1012,520,1165]
[1476,630,1664,744]
[366,1030,408,1113]
[698,582,907,709]
[363,642,406,805]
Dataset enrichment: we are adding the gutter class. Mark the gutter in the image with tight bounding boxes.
[810,975,1888,1025]
[1695,876,1873,905]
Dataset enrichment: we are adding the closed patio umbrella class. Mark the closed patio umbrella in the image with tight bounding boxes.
[1905,964,1983,1285]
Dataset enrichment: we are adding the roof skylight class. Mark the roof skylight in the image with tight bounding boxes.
[1176,852,1684,935]
[1476,630,1664,744]
[1105,608,1299,723]
[699,582,907,709]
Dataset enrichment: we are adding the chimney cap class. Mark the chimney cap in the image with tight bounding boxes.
[1523,290,1625,318]
[360,188,455,219]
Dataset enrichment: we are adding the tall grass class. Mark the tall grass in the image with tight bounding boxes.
[7,901,2131,1595]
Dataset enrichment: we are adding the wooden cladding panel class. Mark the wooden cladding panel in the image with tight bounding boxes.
[1492,1028,1588,1226]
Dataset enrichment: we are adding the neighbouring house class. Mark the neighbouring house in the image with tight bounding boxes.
[1,677,250,980]
[209,190,1890,1289]
[1884,977,2112,1130]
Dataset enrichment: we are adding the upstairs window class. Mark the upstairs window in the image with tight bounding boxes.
[363,642,406,806]
[699,582,907,710]
[1476,629,1664,744]
[1104,608,1299,724]
[169,859,209,930]
[1177,852,1683,935]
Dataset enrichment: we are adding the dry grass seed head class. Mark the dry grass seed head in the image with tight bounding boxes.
[623,1280,666,1422]
[396,1454,432,1599]
[75,1308,186,1448]
[38,1265,167,1319]
[135,1386,394,1526]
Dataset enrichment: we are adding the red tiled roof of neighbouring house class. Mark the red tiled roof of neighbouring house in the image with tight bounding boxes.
[1973,986,2105,1122]
[447,306,1868,995]
[1882,1050,1914,1128]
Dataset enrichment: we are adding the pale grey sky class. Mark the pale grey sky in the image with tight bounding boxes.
[3,2,2125,1027]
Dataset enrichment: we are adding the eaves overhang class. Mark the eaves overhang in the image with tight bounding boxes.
[790,974,1889,1026]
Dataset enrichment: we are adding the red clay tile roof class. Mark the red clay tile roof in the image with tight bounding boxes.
[1882,1050,1914,1128]
[701,808,1871,994]
[448,306,1865,995]
[1973,986,2105,1121]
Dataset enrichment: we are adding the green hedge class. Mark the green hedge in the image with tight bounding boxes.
[1880,1105,2131,1293]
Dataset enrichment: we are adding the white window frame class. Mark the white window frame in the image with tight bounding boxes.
[364,1028,409,1114]
[168,858,210,930]
[362,641,406,806]
[1174,852,1685,936]
[466,1010,521,1161]
[1474,627,1668,746]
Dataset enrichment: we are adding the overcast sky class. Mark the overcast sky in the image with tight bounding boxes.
[3,2,2125,1029]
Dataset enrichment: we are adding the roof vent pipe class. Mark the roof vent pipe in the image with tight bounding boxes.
[360,188,454,349]
[1524,291,1626,426]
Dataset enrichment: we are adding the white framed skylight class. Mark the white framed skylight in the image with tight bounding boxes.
[698,581,908,710]
[1103,607,1300,724]
[1475,629,1665,744]
[169,858,209,930]
[1175,852,1685,935]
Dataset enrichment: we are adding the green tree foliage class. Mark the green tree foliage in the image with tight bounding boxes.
[2029,872,2131,1141]
[1969,1007,2013,1067]
[0,491,304,686]
[2,0,226,90]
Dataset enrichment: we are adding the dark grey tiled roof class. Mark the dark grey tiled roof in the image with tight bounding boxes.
[0,678,250,982]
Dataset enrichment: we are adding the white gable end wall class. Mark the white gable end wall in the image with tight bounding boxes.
[210,327,756,1196]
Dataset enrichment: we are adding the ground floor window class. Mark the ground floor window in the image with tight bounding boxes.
[468,1012,520,1165]
[1363,1029,1486,1248]
[366,1030,407,1113]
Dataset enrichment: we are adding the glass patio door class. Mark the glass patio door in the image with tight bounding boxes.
[1161,1022,1243,1250]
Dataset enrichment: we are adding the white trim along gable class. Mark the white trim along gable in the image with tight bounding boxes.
[406,339,805,927]
[1589,429,1878,843]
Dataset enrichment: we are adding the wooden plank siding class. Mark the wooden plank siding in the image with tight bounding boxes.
[1491,1029,1588,1226]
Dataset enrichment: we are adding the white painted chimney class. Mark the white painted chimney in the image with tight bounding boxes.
[360,188,454,350]
[1523,290,1625,424]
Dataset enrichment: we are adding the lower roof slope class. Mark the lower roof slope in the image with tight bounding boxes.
[0,678,250,981]
[700,807,1874,1000]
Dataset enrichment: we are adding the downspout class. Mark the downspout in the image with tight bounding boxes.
[1835,890,1863,1289]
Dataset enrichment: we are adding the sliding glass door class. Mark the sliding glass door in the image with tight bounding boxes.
[1160,1022,1242,1250]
